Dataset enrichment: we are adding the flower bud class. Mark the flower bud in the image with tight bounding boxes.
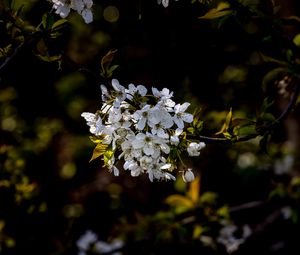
[182,168,195,182]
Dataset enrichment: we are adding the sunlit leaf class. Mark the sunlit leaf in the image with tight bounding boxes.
[187,176,200,205]
[199,2,232,20]
[90,143,108,162]
[232,118,257,137]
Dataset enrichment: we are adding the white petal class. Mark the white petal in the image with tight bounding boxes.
[179,102,190,112]
[173,116,184,129]
[137,117,146,130]
[137,85,147,96]
[83,0,93,8]
[112,79,120,91]
[143,146,154,156]
[81,9,93,24]
[182,113,193,123]
[157,128,169,139]
[81,112,95,122]
[160,163,172,170]
[152,87,161,98]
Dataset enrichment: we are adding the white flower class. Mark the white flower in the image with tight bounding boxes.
[120,135,142,161]
[173,102,193,129]
[182,168,195,182]
[71,0,84,12]
[187,142,206,156]
[147,158,174,182]
[125,83,147,100]
[112,79,126,108]
[52,0,71,18]
[76,230,97,251]
[147,106,173,138]
[152,87,175,109]
[149,122,169,139]
[100,85,111,102]
[133,104,160,130]
[51,0,93,23]
[170,128,182,145]
[132,133,160,156]
[124,160,143,176]
[81,112,103,135]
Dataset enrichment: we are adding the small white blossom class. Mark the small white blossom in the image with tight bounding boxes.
[187,142,206,156]
[170,128,182,145]
[173,102,193,129]
[112,79,126,108]
[126,83,147,100]
[182,168,195,182]
[133,104,151,130]
[81,112,103,135]
[152,87,175,110]
[52,0,71,18]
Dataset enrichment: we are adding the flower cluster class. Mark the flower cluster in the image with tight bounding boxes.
[51,0,93,24]
[81,79,205,182]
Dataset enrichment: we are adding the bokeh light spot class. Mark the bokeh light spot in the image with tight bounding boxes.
[103,6,119,23]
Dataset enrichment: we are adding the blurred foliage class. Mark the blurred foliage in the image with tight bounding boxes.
[0,0,300,255]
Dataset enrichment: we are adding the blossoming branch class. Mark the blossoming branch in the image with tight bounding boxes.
[81,79,206,182]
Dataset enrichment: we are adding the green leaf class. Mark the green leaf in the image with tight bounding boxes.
[199,2,233,20]
[51,19,68,32]
[232,118,257,137]
[89,143,108,162]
